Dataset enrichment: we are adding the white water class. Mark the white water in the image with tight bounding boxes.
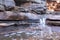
[39,15,52,37]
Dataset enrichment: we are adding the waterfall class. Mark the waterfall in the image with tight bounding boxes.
[40,16,46,28]
[39,15,52,37]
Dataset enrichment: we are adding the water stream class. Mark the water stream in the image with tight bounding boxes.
[39,15,52,37]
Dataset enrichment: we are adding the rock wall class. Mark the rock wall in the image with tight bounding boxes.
[0,0,15,11]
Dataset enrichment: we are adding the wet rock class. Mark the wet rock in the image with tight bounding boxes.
[4,11,17,20]
[0,5,5,11]
[10,33,16,36]
[0,0,15,11]
[0,11,18,20]
[0,0,5,11]
[20,0,47,15]
[5,11,29,20]
[4,0,15,10]
[44,38,53,40]
[20,32,28,39]
[0,12,6,19]
[7,14,29,20]
[4,34,10,37]
[22,13,39,19]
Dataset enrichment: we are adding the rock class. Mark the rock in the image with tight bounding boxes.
[5,11,29,20]
[0,11,39,20]
[0,0,15,11]
[4,0,15,11]
[25,13,39,19]
[0,12,6,19]
[0,11,17,20]
[4,0,15,7]
[4,11,16,19]
[0,5,5,11]
[0,23,15,27]
[14,0,32,6]
[4,11,18,20]
[7,15,28,20]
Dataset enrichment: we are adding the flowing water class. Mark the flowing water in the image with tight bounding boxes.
[0,14,59,40]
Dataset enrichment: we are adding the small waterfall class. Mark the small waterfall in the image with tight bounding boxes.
[40,16,46,28]
[39,15,52,37]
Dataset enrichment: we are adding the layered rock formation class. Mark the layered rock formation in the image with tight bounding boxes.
[0,0,46,20]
